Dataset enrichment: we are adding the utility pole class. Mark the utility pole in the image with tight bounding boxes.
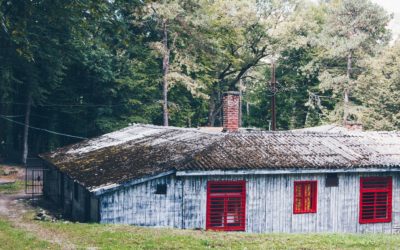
[239,78,243,127]
[270,61,276,131]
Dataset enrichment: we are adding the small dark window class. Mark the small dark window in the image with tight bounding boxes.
[326,173,339,187]
[74,182,79,200]
[155,184,167,195]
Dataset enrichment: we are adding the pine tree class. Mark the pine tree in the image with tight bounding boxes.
[317,0,391,123]
[355,42,400,130]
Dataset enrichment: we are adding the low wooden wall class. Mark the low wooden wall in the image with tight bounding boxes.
[99,172,400,233]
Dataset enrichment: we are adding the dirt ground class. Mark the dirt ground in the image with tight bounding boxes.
[0,165,24,184]
[0,165,26,216]
[0,165,77,249]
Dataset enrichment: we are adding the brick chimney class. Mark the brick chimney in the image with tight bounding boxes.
[222,91,240,132]
[344,121,363,131]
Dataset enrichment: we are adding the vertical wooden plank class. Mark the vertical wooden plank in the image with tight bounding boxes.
[254,175,259,233]
[355,174,360,233]
[265,175,271,232]
[352,174,358,233]
[392,174,398,233]
[252,175,260,232]
[178,176,183,229]
[317,174,323,232]
[272,175,278,232]
[277,175,281,232]
[260,175,266,233]
[248,175,253,232]
[181,177,186,229]
[339,174,345,232]
[287,175,292,233]
[280,175,285,233]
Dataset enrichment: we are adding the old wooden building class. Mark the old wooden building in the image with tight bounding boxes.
[40,92,400,233]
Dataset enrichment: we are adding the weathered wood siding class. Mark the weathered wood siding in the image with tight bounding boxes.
[43,164,99,222]
[99,172,400,233]
[43,164,63,205]
[99,175,183,227]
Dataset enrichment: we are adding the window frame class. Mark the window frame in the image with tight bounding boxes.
[293,180,318,214]
[359,176,392,224]
[206,180,246,231]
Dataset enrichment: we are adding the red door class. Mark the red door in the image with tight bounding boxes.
[206,181,246,231]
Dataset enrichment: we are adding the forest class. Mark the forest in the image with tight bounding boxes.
[0,0,399,163]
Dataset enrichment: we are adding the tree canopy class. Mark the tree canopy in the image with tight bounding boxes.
[0,0,397,162]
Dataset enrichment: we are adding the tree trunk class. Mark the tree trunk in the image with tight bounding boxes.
[246,101,250,126]
[207,89,223,127]
[270,61,276,131]
[162,20,170,127]
[207,90,216,126]
[22,94,32,165]
[290,102,297,129]
[343,52,352,123]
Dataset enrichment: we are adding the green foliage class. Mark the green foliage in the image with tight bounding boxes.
[0,0,398,161]
[243,2,325,129]
[355,42,400,130]
[194,0,300,126]
[316,0,392,122]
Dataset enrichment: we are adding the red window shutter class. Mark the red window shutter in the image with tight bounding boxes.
[206,181,246,231]
[359,177,392,224]
[293,181,317,214]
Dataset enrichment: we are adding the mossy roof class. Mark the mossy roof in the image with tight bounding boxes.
[40,124,400,191]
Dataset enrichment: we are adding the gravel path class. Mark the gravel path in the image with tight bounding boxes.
[0,166,77,249]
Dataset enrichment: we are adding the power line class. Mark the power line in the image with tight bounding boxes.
[41,102,129,107]
[1,113,52,120]
[0,101,130,107]
[0,115,87,140]
[0,114,25,118]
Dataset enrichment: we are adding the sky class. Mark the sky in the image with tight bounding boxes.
[371,0,400,40]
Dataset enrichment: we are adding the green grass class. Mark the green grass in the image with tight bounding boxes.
[0,218,54,250]
[0,180,24,194]
[36,222,400,249]
[3,204,400,249]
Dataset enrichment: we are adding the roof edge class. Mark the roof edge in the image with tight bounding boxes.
[91,170,176,196]
[176,167,400,176]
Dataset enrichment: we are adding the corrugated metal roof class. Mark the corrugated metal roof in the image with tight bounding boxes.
[40,124,400,190]
[291,124,349,133]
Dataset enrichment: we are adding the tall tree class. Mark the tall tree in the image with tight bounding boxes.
[0,0,78,163]
[242,1,326,129]
[355,42,400,130]
[194,0,299,126]
[317,0,391,123]
[0,0,151,160]
[147,1,191,126]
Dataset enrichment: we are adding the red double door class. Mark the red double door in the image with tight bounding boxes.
[206,181,246,231]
